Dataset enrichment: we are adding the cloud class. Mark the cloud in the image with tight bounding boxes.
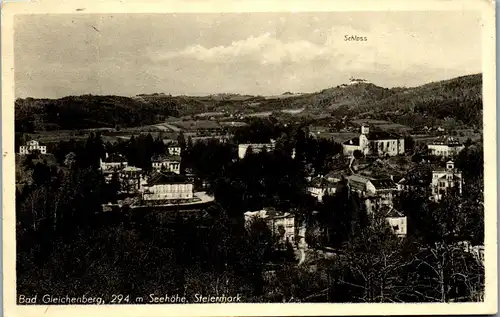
[152,31,336,65]
[151,24,480,76]
[15,13,482,98]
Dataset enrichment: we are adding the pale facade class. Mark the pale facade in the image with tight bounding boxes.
[100,153,128,171]
[142,173,194,201]
[428,140,465,157]
[167,146,182,156]
[19,140,47,155]
[347,175,398,214]
[152,158,181,174]
[386,216,407,237]
[307,177,338,202]
[342,125,404,157]
[431,161,463,201]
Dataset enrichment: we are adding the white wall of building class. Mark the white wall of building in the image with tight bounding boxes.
[19,140,47,155]
[142,183,194,200]
[152,161,181,174]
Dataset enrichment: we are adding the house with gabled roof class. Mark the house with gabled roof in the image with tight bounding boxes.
[379,205,407,237]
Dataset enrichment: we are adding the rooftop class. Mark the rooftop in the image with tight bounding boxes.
[244,208,293,220]
[379,205,404,218]
[309,177,338,188]
[121,166,143,173]
[370,178,398,190]
[343,137,360,146]
[146,172,192,186]
[366,130,402,141]
[429,136,464,146]
[103,153,127,163]
[437,174,462,181]
[151,154,181,162]
[347,174,371,191]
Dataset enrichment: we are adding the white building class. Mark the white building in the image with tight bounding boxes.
[100,153,128,171]
[342,125,404,157]
[167,145,182,156]
[380,206,407,237]
[348,77,369,85]
[427,136,465,158]
[347,175,398,214]
[151,155,181,174]
[238,140,276,159]
[307,176,339,202]
[142,172,194,201]
[244,208,295,245]
[19,140,47,155]
[431,160,463,201]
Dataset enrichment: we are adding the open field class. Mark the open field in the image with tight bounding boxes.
[412,134,482,144]
[351,119,412,132]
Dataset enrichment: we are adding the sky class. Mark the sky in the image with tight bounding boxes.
[15,11,482,98]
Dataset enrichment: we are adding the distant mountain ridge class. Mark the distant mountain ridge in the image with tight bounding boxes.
[15,73,482,132]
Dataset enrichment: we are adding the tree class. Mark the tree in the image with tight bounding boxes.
[411,243,484,302]
[404,135,416,154]
[177,131,187,151]
[353,150,363,160]
[336,216,413,302]
[64,152,77,169]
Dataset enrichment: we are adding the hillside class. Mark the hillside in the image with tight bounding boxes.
[15,73,483,132]
[291,73,482,129]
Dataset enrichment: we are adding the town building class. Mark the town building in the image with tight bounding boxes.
[100,153,128,172]
[427,136,465,158]
[347,175,398,214]
[307,176,339,202]
[119,166,147,194]
[431,160,463,201]
[142,172,194,201]
[19,140,47,155]
[342,125,405,157]
[348,77,369,85]
[151,155,181,174]
[244,208,295,245]
[238,140,276,159]
[379,205,407,237]
[166,144,182,156]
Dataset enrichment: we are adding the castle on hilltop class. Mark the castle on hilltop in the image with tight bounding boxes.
[348,77,369,85]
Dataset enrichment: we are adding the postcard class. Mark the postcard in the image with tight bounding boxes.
[2,0,497,316]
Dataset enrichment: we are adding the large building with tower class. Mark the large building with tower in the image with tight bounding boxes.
[342,125,405,157]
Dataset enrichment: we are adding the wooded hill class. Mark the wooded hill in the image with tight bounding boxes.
[15,73,482,132]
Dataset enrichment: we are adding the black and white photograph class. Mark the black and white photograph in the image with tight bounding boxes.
[2,0,497,316]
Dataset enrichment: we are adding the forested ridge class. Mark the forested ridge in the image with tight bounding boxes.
[15,74,482,132]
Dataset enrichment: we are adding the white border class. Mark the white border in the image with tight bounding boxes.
[2,0,497,316]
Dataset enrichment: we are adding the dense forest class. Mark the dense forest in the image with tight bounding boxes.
[15,74,482,132]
